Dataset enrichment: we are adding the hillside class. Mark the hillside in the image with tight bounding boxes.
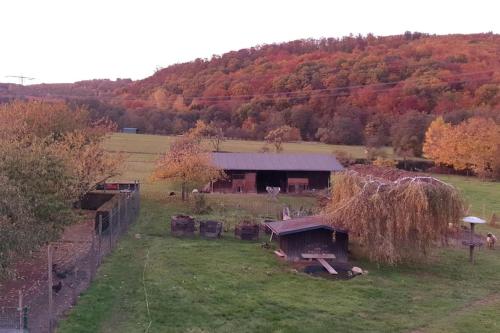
[2,33,500,146]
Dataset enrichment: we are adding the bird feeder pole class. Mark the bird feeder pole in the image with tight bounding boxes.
[47,244,53,331]
[462,216,486,264]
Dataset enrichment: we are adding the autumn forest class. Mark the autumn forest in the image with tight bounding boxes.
[1,32,500,160]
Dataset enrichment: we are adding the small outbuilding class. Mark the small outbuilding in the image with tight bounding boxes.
[210,152,344,193]
[264,216,349,262]
[122,127,138,134]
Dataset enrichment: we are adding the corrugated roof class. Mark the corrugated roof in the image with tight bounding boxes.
[264,215,347,236]
[211,152,344,171]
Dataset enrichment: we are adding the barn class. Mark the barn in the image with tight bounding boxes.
[210,152,343,193]
[265,216,349,262]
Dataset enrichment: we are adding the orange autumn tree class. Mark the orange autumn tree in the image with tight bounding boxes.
[265,125,302,152]
[0,101,122,198]
[152,136,224,200]
[423,117,500,178]
[53,127,123,198]
[187,120,226,152]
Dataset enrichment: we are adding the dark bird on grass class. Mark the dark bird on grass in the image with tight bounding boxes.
[52,281,62,294]
[261,242,271,249]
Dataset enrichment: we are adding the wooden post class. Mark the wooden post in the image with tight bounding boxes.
[122,196,126,231]
[117,199,121,227]
[18,290,23,333]
[47,245,53,332]
[109,208,113,249]
[469,223,475,264]
[98,215,103,264]
[90,233,96,281]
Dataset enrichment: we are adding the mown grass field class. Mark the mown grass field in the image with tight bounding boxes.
[58,133,500,333]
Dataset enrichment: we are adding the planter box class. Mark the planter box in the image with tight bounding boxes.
[171,215,195,237]
[199,220,223,239]
[235,222,259,241]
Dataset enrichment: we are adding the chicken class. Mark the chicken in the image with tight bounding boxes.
[52,281,62,294]
[486,233,497,249]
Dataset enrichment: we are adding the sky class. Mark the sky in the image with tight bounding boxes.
[1,0,499,84]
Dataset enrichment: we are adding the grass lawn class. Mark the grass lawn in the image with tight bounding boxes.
[105,132,395,159]
[57,133,500,333]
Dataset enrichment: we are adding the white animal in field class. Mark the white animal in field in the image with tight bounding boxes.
[486,233,497,249]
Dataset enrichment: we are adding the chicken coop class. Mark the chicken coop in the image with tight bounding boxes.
[265,216,349,262]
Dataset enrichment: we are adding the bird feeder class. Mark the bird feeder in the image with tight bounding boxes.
[462,216,486,264]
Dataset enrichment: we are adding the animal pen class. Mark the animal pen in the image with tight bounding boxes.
[0,182,141,333]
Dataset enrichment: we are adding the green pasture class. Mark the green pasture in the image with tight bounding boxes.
[57,133,500,333]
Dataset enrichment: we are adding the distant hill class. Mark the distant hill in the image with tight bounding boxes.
[0,79,131,101]
[2,33,500,146]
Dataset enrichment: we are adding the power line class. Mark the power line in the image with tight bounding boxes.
[5,75,36,85]
[2,70,496,104]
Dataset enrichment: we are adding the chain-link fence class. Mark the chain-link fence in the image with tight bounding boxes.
[0,189,140,333]
[0,304,28,332]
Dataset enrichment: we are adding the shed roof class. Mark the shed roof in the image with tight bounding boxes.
[211,152,344,172]
[264,215,347,236]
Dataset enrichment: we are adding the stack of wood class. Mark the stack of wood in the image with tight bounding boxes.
[171,215,195,237]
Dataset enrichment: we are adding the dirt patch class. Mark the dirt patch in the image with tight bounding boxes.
[292,260,363,280]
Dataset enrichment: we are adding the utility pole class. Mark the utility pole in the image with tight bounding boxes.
[5,75,36,85]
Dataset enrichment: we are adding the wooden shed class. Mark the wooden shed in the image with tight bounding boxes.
[265,216,348,262]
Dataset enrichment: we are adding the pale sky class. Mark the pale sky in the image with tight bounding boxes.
[1,0,498,84]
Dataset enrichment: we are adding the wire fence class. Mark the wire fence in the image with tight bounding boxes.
[0,189,140,333]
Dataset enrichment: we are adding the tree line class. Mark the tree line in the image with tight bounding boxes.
[51,33,498,159]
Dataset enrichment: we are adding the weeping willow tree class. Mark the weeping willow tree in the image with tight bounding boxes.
[326,170,465,265]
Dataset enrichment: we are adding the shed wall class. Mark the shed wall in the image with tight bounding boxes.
[278,229,349,262]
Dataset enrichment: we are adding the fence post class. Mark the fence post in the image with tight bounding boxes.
[123,195,127,231]
[109,208,113,249]
[118,199,121,227]
[98,215,103,265]
[18,290,22,333]
[47,245,53,332]
[22,307,28,331]
[90,232,96,281]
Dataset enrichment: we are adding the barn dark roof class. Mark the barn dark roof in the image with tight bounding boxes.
[211,152,344,172]
[265,216,347,236]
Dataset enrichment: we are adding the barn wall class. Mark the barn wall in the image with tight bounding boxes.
[212,170,256,193]
[286,171,330,191]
